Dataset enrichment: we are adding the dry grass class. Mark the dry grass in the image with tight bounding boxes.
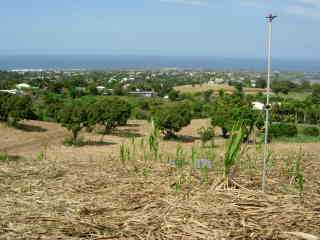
[174,83,266,94]
[0,120,320,240]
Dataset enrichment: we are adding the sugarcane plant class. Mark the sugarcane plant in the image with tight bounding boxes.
[148,119,160,160]
[223,121,245,186]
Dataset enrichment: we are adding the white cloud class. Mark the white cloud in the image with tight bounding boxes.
[159,0,208,7]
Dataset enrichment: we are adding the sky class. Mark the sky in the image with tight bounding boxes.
[0,0,319,60]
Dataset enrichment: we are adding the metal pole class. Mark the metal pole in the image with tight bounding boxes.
[262,15,276,192]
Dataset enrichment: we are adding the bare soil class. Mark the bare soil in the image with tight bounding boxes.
[0,120,319,239]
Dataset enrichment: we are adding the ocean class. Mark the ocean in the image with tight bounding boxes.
[0,55,319,72]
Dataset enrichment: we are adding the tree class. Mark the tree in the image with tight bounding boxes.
[310,84,320,105]
[202,90,213,102]
[152,102,192,138]
[33,93,64,121]
[88,83,99,95]
[168,89,180,101]
[256,78,267,88]
[0,93,10,122]
[210,94,262,139]
[58,99,90,144]
[89,97,131,134]
[272,80,297,95]
[7,95,34,126]
[0,94,33,126]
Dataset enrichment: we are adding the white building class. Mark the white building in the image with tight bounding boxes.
[252,101,265,111]
[128,91,156,98]
[96,86,106,92]
[16,83,31,90]
[0,89,18,95]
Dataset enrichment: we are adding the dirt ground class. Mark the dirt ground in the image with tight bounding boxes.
[0,119,213,160]
[0,120,320,239]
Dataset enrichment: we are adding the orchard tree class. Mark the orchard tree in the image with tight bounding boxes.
[311,84,320,105]
[168,89,180,101]
[33,93,64,121]
[7,95,34,126]
[58,99,90,145]
[152,102,192,138]
[210,94,262,139]
[0,94,10,122]
[89,97,131,134]
[0,94,33,126]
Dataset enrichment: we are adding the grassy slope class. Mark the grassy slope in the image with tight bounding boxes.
[174,83,265,94]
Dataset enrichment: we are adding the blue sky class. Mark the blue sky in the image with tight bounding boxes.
[0,0,319,59]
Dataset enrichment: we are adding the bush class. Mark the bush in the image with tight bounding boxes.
[198,127,215,146]
[269,123,298,138]
[302,126,320,137]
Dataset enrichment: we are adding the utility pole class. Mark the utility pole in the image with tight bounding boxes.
[262,14,277,192]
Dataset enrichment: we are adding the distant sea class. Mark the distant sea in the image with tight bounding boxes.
[0,55,319,72]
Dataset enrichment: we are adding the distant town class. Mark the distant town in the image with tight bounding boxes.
[1,69,320,98]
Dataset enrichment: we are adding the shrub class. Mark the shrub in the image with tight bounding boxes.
[198,127,215,146]
[269,123,298,138]
[302,126,320,137]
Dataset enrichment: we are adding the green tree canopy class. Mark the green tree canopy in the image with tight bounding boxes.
[58,99,90,144]
[210,94,262,138]
[152,102,192,138]
[0,94,34,126]
[89,97,131,133]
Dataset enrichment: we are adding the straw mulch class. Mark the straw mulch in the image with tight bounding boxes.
[0,149,319,240]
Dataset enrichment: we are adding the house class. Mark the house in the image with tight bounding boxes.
[252,101,265,111]
[250,80,257,88]
[96,86,106,92]
[128,91,157,98]
[215,78,225,84]
[0,89,19,95]
[16,83,31,90]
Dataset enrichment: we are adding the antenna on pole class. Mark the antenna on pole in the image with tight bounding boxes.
[262,14,277,192]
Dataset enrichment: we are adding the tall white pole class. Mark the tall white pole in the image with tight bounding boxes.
[262,15,276,192]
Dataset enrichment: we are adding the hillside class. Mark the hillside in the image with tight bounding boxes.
[0,120,319,239]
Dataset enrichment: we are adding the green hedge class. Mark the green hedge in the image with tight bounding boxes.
[302,126,320,137]
[270,123,298,138]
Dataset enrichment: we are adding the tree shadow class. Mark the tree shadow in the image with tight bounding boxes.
[125,123,141,128]
[111,129,144,138]
[0,154,22,162]
[81,140,117,147]
[16,122,47,132]
[164,135,200,143]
